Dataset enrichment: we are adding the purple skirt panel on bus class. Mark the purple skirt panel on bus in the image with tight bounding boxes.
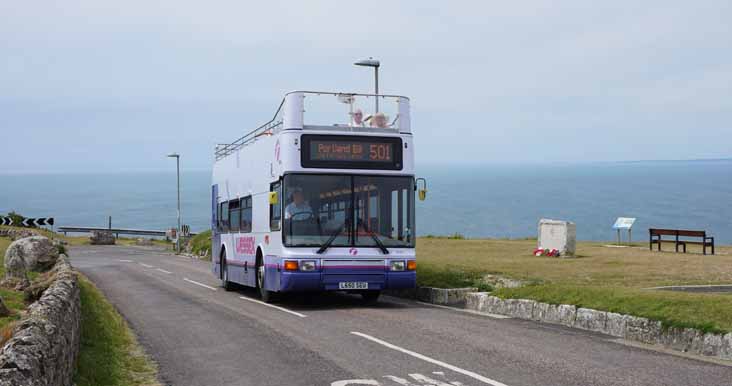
[264,257,416,293]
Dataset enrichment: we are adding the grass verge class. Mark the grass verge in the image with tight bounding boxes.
[75,275,160,386]
[416,237,732,333]
[494,284,732,334]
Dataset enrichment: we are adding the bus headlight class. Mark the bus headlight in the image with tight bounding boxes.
[300,260,317,271]
[390,260,406,271]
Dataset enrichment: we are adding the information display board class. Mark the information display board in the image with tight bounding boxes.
[301,135,403,170]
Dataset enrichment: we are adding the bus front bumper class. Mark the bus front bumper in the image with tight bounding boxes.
[278,271,416,292]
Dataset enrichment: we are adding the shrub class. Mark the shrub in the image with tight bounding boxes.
[6,212,34,228]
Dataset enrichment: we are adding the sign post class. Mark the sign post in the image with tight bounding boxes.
[612,217,636,245]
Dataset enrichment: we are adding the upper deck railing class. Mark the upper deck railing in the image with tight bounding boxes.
[215,91,410,161]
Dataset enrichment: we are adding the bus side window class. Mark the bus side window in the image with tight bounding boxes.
[241,196,252,233]
[220,201,229,232]
[229,199,241,232]
[270,181,282,231]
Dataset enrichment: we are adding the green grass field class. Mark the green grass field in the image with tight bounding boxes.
[417,238,732,333]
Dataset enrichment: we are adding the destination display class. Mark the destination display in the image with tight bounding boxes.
[301,135,402,170]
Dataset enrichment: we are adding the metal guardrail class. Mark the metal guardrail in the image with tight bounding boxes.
[57,226,197,237]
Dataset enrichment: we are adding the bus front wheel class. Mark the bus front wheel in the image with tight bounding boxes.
[256,258,274,303]
[221,251,233,291]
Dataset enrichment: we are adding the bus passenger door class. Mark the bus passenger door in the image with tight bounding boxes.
[211,184,221,276]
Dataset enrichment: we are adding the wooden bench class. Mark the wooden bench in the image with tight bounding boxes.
[649,228,715,255]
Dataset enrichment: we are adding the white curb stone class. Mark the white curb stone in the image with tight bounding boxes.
[574,308,607,333]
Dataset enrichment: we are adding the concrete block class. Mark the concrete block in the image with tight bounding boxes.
[416,287,433,303]
[574,308,607,333]
[485,296,507,315]
[538,219,576,256]
[465,292,485,311]
[504,299,535,319]
[604,312,628,338]
[432,289,448,304]
[720,333,732,360]
[532,302,553,322]
[557,304,577,327]
[702,333,724,357]
[659,327,695,352]
[624,316,662,344]
[445,288,477,306]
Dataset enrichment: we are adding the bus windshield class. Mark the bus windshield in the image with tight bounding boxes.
[282,174,415,249]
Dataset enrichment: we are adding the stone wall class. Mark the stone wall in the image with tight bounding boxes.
[466,293,732,361]
[0,256,81,386]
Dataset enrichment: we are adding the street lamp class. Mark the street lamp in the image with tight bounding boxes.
[167,153,181,253]
[354,57,381,112]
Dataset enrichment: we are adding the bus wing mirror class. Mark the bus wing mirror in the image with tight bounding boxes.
[268,192,279,205]
[416,178,427,201]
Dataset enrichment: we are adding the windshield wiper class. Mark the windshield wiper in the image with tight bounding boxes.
[358,219,389,255]
[317,219,349,254]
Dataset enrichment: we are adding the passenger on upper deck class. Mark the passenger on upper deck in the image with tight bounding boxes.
[350,109,365,127]
[284,188,313,220]
[370,112,389,128]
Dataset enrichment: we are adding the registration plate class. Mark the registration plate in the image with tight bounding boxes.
[339,282,368,290]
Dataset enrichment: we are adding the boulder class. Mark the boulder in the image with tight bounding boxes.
[90,231,115,245]
[135,238,153,246]
[4,236,59,271]
[2,246,31,290]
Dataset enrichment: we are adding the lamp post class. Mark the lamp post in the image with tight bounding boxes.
[167,153,181,253]
[354,57,381,113]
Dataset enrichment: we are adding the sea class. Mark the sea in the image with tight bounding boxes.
[1,160,731,243]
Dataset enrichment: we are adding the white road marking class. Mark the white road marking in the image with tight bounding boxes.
[119,259,133,262]
[409,373,452,386]
[331,380,380,386]
[183,278,217,291]
[238,296,307,318]
[139,263,154,268]
[351,332,510,386]
[156,268,172,274]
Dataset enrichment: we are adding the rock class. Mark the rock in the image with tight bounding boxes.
[90,231,115,245]
[4,236,59,271]
[135,238,153,246]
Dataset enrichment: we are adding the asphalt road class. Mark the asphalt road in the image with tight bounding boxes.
[72,245,732,386]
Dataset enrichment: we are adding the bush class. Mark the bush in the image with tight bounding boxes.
[5,212,33,228]
[189,230,212,259]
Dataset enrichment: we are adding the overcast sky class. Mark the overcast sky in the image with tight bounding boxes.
[1,1,730,173]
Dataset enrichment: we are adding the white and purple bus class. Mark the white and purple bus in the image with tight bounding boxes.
[211,91,425,302]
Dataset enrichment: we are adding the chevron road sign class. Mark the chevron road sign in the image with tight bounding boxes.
[0,217,54,227]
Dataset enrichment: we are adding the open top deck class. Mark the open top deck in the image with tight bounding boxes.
[215,91,411,161]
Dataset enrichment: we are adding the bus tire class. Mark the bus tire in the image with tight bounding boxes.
[256,256,274,303]
[221,250,233,291]
[361,291,381,304]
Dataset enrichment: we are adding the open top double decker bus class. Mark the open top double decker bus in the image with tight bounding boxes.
[211,91,426,302]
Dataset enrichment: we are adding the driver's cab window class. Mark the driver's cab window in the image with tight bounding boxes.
[270,181,282,231]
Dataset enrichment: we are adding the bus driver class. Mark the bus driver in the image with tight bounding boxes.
[284,188,314,220]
